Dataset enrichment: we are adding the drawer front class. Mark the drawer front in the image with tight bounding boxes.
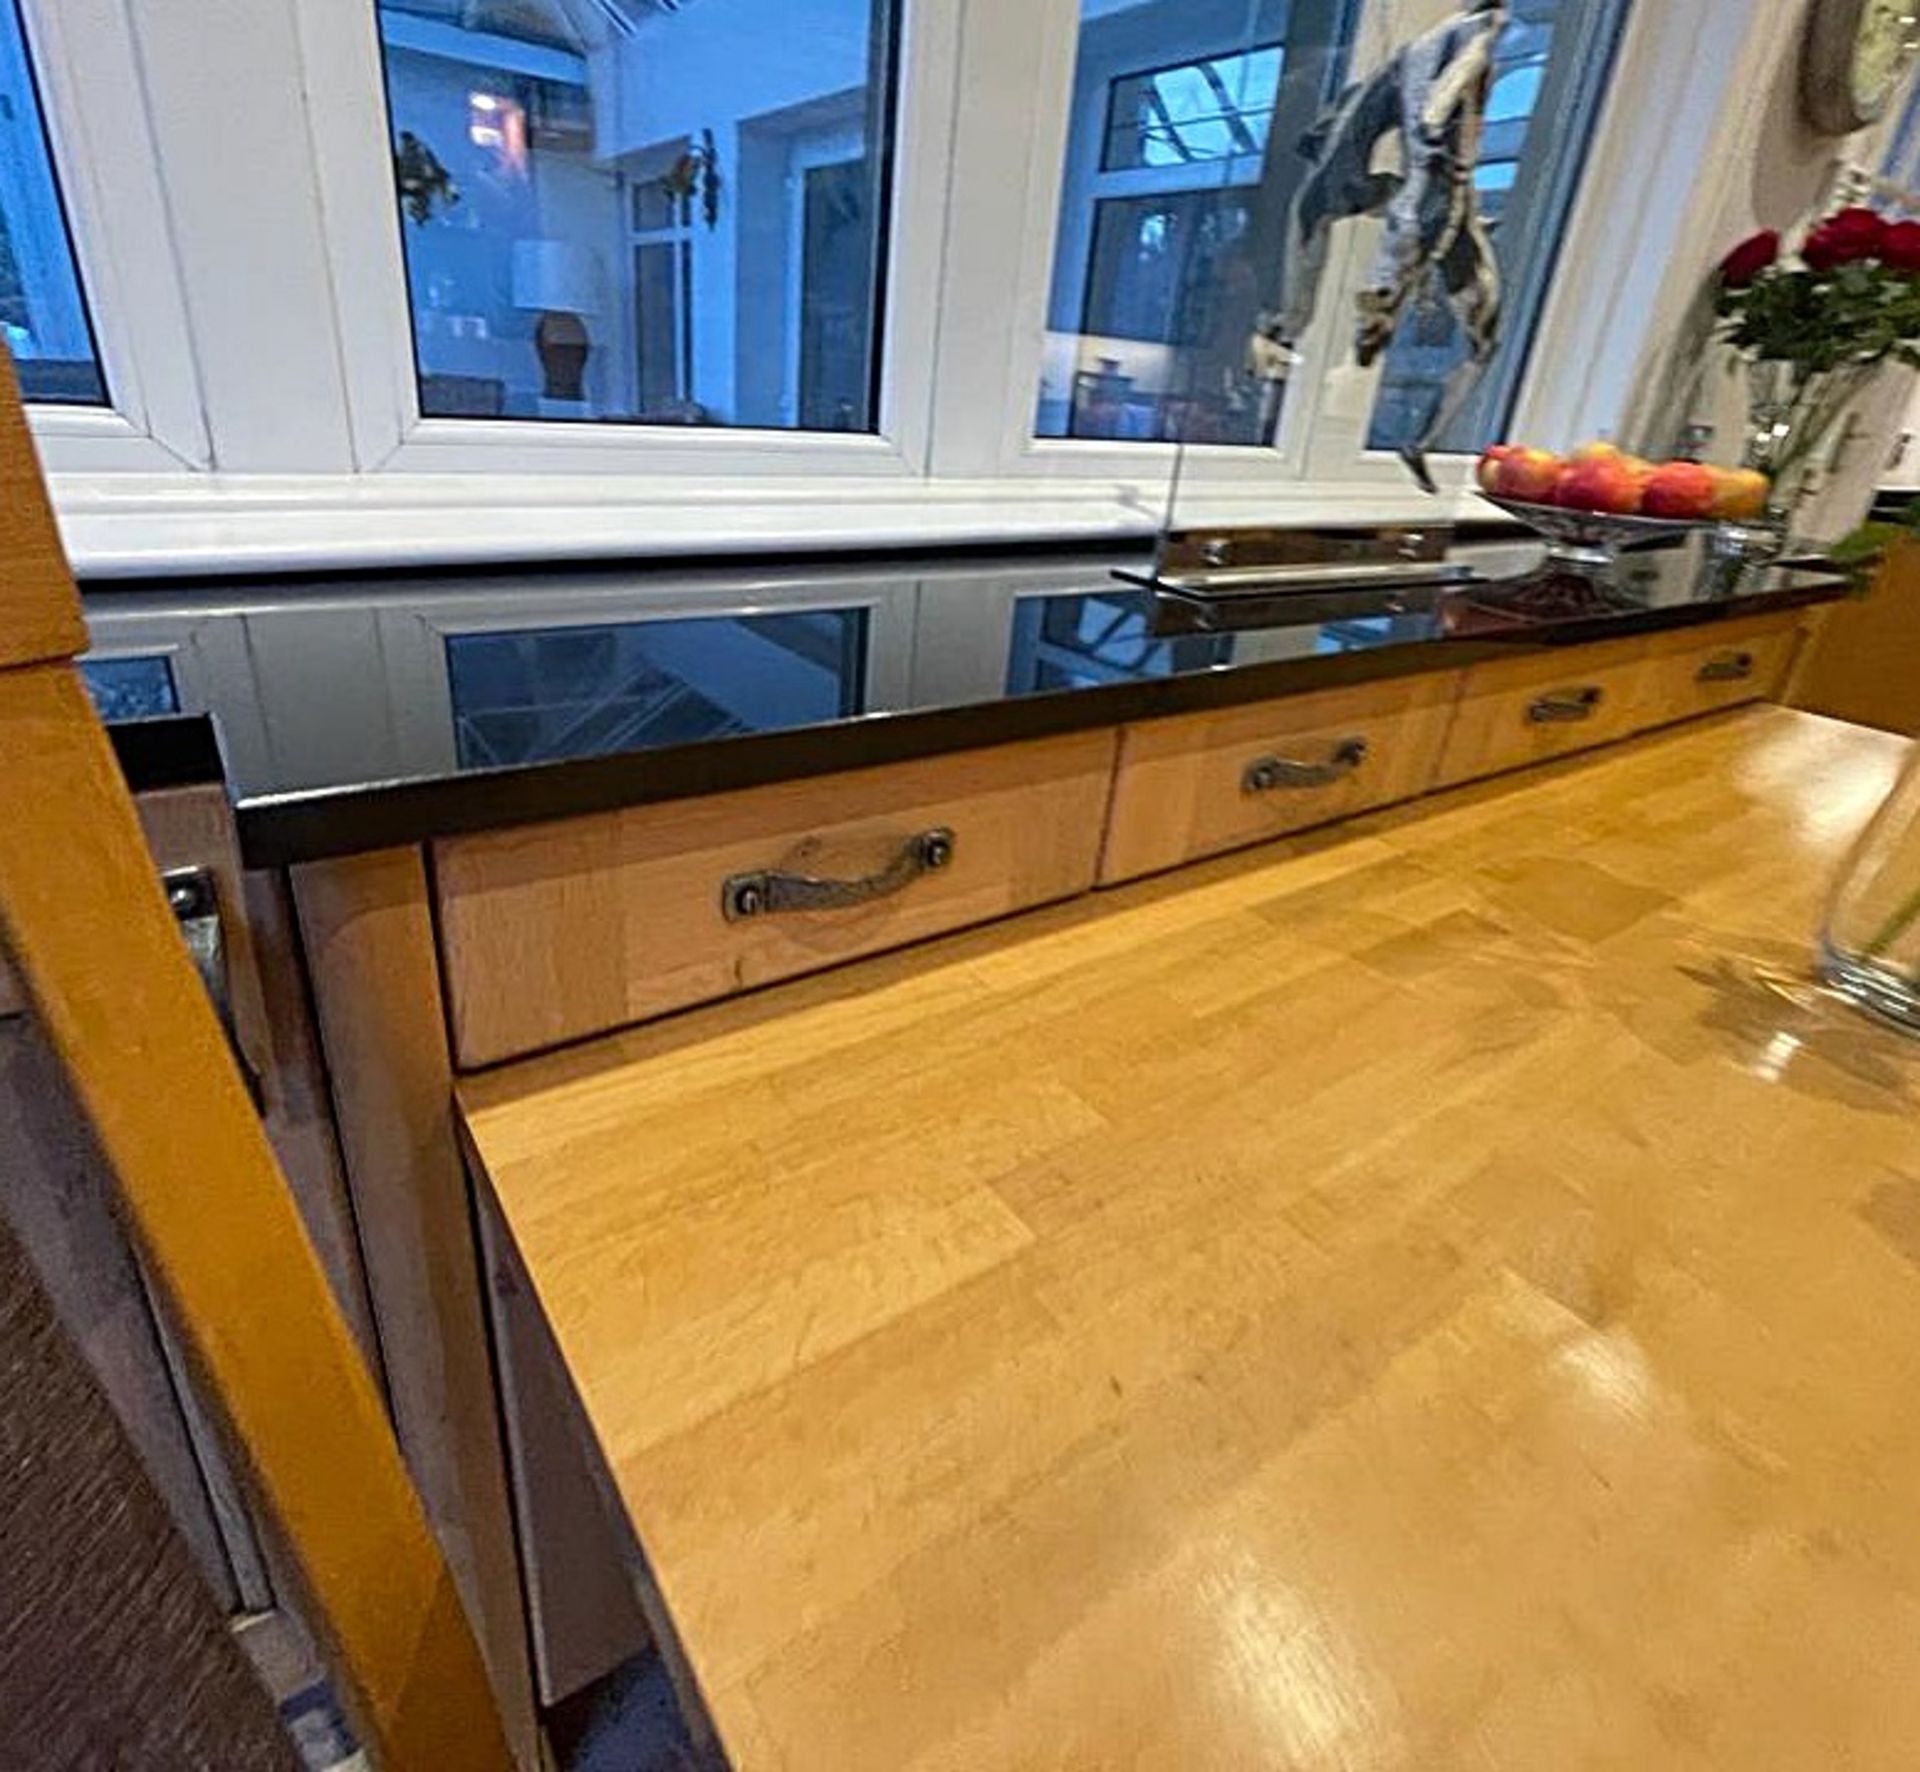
[434,730,1117,1067]
[1433,635,1652,790]
[1099,674,1458,884]
[1636,614,1802,727]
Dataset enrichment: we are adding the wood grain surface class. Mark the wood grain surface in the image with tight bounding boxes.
[0,332,510,1769]
[434,729,1118,1067]
[1431,629,1657,787]
[1792,541,1920,736]
[474,1181,656,1708]
[0,666,513,1772]
[0,351,84,672]
[466,706,1920,1771]
[291,847,540,1767]
[1636,609,1802,723]
[1100,672,1458,884]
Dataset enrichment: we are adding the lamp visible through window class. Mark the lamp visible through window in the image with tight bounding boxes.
[511,239,603,410]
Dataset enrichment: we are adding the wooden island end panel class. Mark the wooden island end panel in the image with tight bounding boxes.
[464,707,1920,1771]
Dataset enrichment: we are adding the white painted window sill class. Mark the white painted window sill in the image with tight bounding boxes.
[49,471,1500,579]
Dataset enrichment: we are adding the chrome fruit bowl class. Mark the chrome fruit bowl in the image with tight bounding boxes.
[1481,494,1715,568]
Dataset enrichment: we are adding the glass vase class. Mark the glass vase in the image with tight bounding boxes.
[1740,357,1877,527]
[1819,745,1920,1034]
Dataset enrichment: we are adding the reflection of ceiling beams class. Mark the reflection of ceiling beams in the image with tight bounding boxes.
[381,9,587,82]
[553,0,697,39]
[382,0,679,52]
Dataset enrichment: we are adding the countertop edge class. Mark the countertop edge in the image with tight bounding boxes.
[228,577,1851,870]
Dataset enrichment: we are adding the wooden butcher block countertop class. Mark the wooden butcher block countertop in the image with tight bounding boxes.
[461,706,1920,1771]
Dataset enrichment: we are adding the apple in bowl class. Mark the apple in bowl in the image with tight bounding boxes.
[1474,445,1514,493]
[1478,441,1769,526]
[1706,466,1771,521]
[1552,449,1648,515]
[1487,446,1562,503]
[1641,460,1719,519]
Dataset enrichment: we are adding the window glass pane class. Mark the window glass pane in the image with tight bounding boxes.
[1103,47,1284,172]
[80,656,180,723]
[378,0,898,431]
[1036,0,1354,446]
[0,0,105,404]
[1365,0,1628,457]
[444,609,867,768]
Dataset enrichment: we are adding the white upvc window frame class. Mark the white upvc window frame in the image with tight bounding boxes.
[14,0,1833,572]
[293,0,960,482]
[926,0,1331,496]
[15,0,208,474]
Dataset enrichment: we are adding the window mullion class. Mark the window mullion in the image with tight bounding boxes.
[14,0,209,470]
[116,0,356,474]
[923,0,1078,481]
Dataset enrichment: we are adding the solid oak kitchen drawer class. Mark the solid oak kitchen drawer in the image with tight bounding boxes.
[1431,632,1653,789]
[1635,612,1803,727]
[433,729,1117,1067]
[1099,674,1459,884]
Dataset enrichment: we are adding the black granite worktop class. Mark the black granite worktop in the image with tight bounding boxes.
[89,537,1851,868]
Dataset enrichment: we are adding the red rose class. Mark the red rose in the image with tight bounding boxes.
[1802,206,1889,271]
[1718,229,1780,288]
[1884,219,1920,271]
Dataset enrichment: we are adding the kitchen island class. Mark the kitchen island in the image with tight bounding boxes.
[461,704,1920,1770]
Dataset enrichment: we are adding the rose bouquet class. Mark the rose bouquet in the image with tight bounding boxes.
[1715,208,1920,506]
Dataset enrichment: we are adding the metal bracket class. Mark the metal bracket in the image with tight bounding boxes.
[1242,738,1370,795]
[722,828,956,922]
[164,868,264,1111]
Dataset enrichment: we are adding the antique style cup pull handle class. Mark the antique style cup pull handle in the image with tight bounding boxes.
[1528,687,1604,724]
[1696,650,1756,683]
[721,828,956,921]
[1242,737,1370,795]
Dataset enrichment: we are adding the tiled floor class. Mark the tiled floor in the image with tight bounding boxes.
[548,1652,700,1772]
[280,1682,362,1771]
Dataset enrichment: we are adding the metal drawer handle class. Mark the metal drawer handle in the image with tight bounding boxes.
[1696,650,1756,684]
[1527,687,1604,724]
[1242,738,1370,795]
[722,827,955,921]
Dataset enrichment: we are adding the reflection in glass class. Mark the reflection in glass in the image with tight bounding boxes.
[1007,593,1228,692]
[1103,48,1284,171]
[0,0,106,404]
[1036,0,1353,447]
[377,0,897,430]
[1366,0,1627,456]
[1820,745,1920,1034]
[80,656,180,723]
[445,609,867,768]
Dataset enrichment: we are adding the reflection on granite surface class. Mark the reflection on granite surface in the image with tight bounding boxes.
[80,535,1845,847]
[444,609,868,768]
[1010,543,1832,689]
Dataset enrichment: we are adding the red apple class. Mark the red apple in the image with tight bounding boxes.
[1706,465,1771,521]
[1553,454,1645,515]
[1566,440,1624,464]
[1641,460,1718,519]
[1475,444,1515,493]
[1492,447,1562,503]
